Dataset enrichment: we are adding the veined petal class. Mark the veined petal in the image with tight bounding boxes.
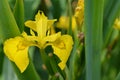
[51,35,73,70]
[25,20,37,31]
[3,37,29,73]
[4,37,22,61]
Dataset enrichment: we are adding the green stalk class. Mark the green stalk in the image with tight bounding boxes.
[40,49,65,79]
[69,28,79,80]
[84,0,104,80]
[0,42,4,75]
[40,49,54,75]
[14,0,24,32]
[67,0,72,36]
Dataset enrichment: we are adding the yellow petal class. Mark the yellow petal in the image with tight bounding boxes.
[35,11,47,38]
[14,47,29,73]
[47,19,57,29]
[3,37,29,73]
[52,35,73,70]
[43,32,61,42]
[40,32,61,48]
[22,32,38,43]
[35,11,46,21]
[25,20,37,31]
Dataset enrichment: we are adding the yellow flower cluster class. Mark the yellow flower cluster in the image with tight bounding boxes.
[74,0,84,26]
[114,18,120,30]
[3,11,73,73]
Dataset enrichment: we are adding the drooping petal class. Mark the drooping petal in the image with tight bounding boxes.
[14,47,29,73]
[51,35,73,70]
[3,37,29,73]
[4,37,22,61]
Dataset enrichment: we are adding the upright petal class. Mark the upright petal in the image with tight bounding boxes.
[35,11,47,38]
[51,35,73,70]
[3,37,29,73]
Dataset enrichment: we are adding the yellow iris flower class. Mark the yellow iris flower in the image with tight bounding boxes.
[3,11,73,73]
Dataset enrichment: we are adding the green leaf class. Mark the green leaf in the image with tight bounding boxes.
[3,57,18,80]
[0,40,4,75]
[0,0,20,41]
[12,56,40,80]
[51,0,62,19]
[24,0,41,20]
[103,0,120,47]
[84,0,104,80]
[13,0,24,32]
[115,72,120,80]
[0,0,41,80]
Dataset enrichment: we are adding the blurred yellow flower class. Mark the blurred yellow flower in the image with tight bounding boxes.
[56,16,77,31]
[74,0,84,26]
[114,18,120,30]
[3,11,73,72]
